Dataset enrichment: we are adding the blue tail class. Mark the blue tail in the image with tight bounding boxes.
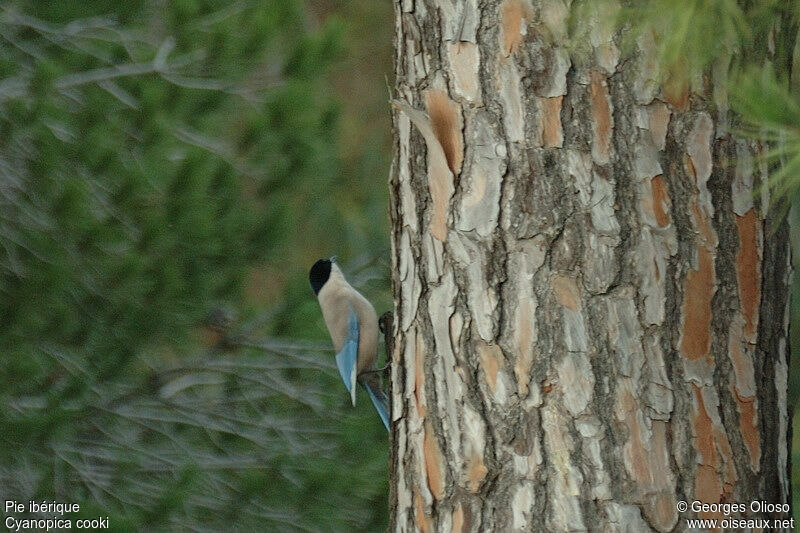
[335,307,359,406]
[362,380,390,431]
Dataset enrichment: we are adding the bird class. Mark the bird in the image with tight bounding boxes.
[309,256,390,431]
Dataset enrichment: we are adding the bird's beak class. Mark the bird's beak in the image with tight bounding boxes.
[330,255,338,263]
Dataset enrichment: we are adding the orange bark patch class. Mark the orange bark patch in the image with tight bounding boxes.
[651,175,670,227]
[541,96,563,148]
[501,0,524,55]
[680,246,714,361]
[414,491,432,533]
[424,420,445,500]
[392,99,455,243]
[478,342,502,393]
[735,209,760,342]
[551,274,581,311]
[618,387,677,530]
[695,466,722,518]
[737,396,761,470]
[451,504,464,533]
[590,70,612,164]
[425,90,464,176]
[684,153,696,179]
[693,387,717,465]
[690,386,739,511]
[680,198,717,361]
[620,388,651,484]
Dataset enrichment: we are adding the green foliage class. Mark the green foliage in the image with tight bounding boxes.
[629,0,748,69]
[571,0,799,199]
[572,0,748,74]
[0,1,390,531]
[731,65,800,205]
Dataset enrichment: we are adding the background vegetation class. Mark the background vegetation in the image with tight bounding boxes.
[0,0,392,530]
[0,0,799,531]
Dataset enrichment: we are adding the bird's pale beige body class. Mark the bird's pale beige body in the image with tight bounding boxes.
[317,264,379,374]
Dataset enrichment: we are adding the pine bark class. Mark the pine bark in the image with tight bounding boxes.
[388,1,792,532]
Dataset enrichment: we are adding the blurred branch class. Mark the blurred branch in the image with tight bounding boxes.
[53,46,196,90]
[0,11,282,104]
[172,126,264,179]
[191,1,252,31]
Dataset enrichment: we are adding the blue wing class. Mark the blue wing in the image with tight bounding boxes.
[363,380,390,431]
[335,306,359,406]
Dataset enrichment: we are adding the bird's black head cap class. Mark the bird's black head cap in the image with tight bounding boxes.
[309,256,336,295]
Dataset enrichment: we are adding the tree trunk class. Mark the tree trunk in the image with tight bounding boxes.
[388,1,792,531]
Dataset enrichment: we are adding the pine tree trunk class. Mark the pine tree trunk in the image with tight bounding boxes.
[388,1,792,531]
